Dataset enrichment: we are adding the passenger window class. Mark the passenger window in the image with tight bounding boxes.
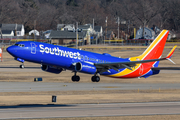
[85,56,88,60]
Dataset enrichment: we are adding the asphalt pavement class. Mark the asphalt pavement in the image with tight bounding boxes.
[0,102,180,119]
[0,82,180,92]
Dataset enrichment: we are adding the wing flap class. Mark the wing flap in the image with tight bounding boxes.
[94,57,167,72]
[95,58,167,67]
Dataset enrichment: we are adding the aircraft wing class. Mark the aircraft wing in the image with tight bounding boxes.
[94,46,177,72]
[94,57,168,72]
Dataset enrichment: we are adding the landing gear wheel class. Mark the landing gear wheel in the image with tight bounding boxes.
[20,64,24,69]
[91,76,100,82]
[71,75,80,82]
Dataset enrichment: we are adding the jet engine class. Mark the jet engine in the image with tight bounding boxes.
[41,64,63,74]
[75,62,97,74]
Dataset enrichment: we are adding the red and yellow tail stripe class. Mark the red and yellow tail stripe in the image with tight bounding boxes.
[166,45,177,59]
[139,30,169,60]
[109,30,169,78]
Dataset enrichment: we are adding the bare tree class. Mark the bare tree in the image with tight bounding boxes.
[0,0,20,23]
[122,0,163,38]
[0,0,180,33]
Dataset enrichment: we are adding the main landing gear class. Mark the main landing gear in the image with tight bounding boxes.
[71,72,80,82]
[71,72,100,82]
[91,72,100,82]
[91,75,100,82]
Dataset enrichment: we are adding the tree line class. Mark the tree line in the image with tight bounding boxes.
[0,0,180,35]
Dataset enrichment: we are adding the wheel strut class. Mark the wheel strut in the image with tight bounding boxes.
[71,72,80,82]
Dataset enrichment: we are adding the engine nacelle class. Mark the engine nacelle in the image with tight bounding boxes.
[75,62,96,74]
[41,64,63,74]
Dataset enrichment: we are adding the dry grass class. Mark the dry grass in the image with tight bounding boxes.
[0,89,180,105]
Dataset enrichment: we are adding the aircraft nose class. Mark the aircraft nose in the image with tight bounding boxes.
[6,46,17,56]
[7,46,13,53]
[7,46,11,53]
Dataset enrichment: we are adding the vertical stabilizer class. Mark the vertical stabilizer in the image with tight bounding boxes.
[139,30,169,60]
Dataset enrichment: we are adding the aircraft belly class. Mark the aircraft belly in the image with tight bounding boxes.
[36,54,72,68]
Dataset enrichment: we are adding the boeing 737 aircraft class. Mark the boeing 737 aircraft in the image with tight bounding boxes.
[7,30,178,82]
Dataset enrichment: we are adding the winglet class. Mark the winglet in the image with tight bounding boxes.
[166,45,177,59]
[166,45,177,64]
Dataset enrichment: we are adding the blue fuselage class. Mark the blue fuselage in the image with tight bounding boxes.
[7,41,129,75]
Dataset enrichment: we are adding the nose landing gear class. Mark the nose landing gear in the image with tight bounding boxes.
[15,58,25,69]
[20,64,25,69]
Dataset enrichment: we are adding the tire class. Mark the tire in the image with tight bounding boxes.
[91,76,100,82]
[20,64,24,69]
[91,76,95,82]
[72,75,80,82]
[75,76,80,82]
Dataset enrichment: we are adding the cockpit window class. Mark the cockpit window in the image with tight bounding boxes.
[14,44,25,47]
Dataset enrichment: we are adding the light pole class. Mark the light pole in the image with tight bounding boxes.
[105,17,108,44]
[76,22,78,49]
[117,17,120,45]
[0,28,2,39]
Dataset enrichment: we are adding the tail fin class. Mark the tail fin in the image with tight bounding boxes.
[139,30,169,60]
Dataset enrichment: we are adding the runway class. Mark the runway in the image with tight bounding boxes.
[0,102,180,119]
[1,53,180,119]
[0,82,180,92]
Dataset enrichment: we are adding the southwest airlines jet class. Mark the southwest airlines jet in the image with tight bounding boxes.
[7,30,178,82]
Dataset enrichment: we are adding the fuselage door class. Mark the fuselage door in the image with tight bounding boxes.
[139,64,143,75]
[31,42,36,54]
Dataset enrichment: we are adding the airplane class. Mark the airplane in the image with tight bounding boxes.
[6,30,179,82]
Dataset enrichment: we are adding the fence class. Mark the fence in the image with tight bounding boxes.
[83,39,154,46]
[0,37,179,48]
[0,37,49,48]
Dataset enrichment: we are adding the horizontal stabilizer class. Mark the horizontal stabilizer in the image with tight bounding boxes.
[152,67,180,70]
